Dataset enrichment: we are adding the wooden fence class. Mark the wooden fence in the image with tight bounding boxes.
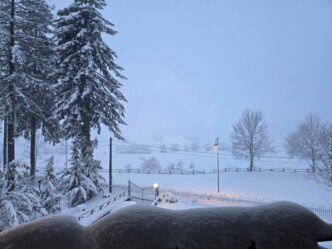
[101,167,314,175]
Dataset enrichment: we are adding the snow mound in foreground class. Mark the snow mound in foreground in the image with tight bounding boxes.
[1,201,332,249]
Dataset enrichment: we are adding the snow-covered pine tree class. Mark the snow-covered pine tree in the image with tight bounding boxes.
[0,161,47,231]
[0,0,17,189]
[64,135,97,206]
[0,0,59,182]
[13,0,61,177]
[55,0,126,141]
[54,0,126,200]
[0,3,8,170]
[45,156,55,181]
[83,139,104,197]
[33,156,60,214]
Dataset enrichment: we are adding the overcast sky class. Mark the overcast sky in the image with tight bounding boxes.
[52,0,332,146]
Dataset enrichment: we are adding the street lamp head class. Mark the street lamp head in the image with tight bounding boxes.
[153,183,159,189]
[214,137,219,151]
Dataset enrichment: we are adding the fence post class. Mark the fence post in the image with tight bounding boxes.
[128,180,131,200]
[109,137,112,193]
[141,189,144,204]
[154,184,159,206]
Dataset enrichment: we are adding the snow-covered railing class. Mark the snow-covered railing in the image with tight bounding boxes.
[1,202,332,249]
[311,207,332,223]
[77,191,128,224]
[171,189,332,223]
[128,181,157,205]
[102,167,314,175]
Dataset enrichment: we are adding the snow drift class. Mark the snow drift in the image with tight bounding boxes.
[0,201,331,249]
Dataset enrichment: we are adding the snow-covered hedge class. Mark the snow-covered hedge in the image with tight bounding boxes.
[155,192,178,204]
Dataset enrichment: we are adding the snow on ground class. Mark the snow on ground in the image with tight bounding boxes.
[2,136,332,247]
[108,172,332,208]
[11,134,328,208]
[11,134,307,173]
[111,201,137,213]
[8,135,332,208]
[158,201,206,210]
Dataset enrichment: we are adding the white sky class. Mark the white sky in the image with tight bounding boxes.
[51,0,332,147]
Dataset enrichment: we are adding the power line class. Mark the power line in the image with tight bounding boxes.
[101,139,305,161]
[95,139,306,165]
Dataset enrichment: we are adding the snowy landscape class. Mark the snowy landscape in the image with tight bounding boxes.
[1,0,332,248]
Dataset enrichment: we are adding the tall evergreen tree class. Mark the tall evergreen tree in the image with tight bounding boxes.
[0,0,59,179]
[34,156,60,214]
[83,139,104,197]
[0,0,17,190]
[0,4,8,170]
[14,0,60,177]
[54,0,126,141]
[54,0,126,199]
[65,135,97,206]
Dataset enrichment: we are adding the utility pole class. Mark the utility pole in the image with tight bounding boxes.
[214,138,220,192]
[109,137,112,193]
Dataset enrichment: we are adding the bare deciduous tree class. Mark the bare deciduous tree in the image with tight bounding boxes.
[285,113,323,171]
[315,124,332,188]
[231,110,274,171]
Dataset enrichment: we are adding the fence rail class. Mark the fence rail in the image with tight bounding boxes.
[128,181,157,205]
[78,191,128,222]
[101,167,314,175]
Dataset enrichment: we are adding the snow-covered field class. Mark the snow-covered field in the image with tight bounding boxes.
[109,171,332,208]
[7,136,332,209]
[2,137,332,248]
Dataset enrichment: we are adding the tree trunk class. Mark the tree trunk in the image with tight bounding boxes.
[7,0,16,192]
[312,158,316,173]
[7,113,15,191]
[82,117,91,173]
[82,110,92,198]
[3,118,7,171]
[30,116,36,176]
[249,156,254,172]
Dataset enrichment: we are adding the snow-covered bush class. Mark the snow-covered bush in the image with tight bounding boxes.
[159,144,168,153]
[176,161,184,170]
[189,162,195,169]
[190,141,201,152]
[61,136,102,206]
[31,156,61,214]
[169,143,180,152]
[125,164,132,172]
[183,144,190,151]
[166,163,175,170]
[156,192,178,204]
[35,180,60,214]
[203,143,213,151]
[140,157,161,170]
[45,156,56,181]
[0,162,48,231]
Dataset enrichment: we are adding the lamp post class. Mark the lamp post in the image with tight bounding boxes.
[214,138,220,192]
[153,182,159,206]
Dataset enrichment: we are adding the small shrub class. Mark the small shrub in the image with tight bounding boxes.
[156,192,178,204]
